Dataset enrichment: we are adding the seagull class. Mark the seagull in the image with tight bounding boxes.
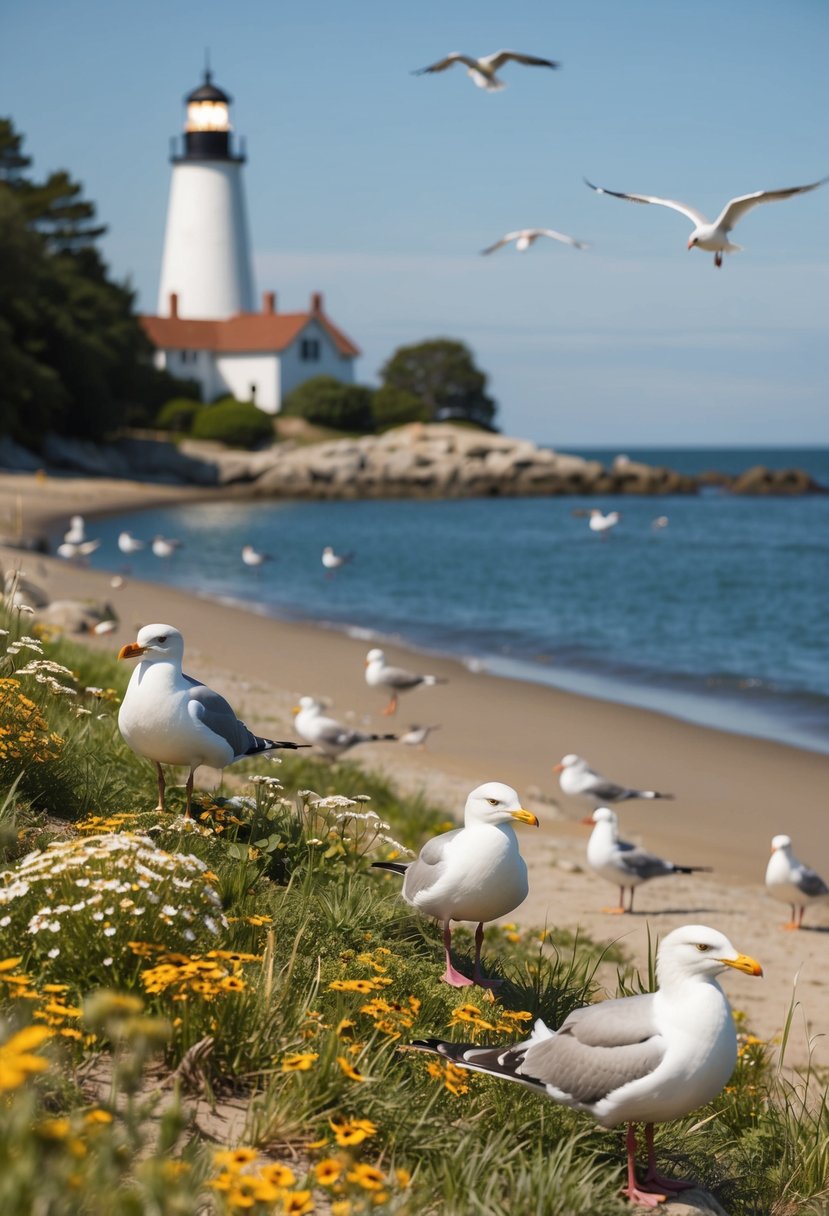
[554,754,674,807]
[64,515,86,545]
[117,624,307,818]
[118,531,145,555]
[372,781,538,986]
[588,508,620,535]
[399,723,441,748]
[365,648,447,715]
[585,175,828,267]
[322,546,353,575]
[91,619,118,636]
[56,539,100,560]
[151,536,181,559]
[586,807,710,914]
[651,516,669,530]
[407,924,762,1206]
[414,50,559,92]
[292,696,397,759]
[481,228,588,256]
[765,834,829,930]
[242,544,273,569]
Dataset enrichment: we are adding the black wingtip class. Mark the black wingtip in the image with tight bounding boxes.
[583,177,600,192]
[371,860,408,876]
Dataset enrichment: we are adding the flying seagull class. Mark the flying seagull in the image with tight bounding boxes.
[481,228,588,256]
[118,623,306,818]
[372,781,538,987]
[585,175,828,266]
[414,50,559,93]
[407,924,762,1206]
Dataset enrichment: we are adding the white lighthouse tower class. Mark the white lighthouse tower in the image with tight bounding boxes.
[157,70,255,319]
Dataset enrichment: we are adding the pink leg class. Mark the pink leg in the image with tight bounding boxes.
[155,763,166,813]
[382,694,398,716]
[715,252,722,268]
[440,921,474,987]
[643,1123,695,1193]
[471,922,502,989]
[602,886,626,914]
[623,1124,666,1207]
[628,886,635,914]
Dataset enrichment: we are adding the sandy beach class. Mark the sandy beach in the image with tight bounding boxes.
[2,470,828,1069]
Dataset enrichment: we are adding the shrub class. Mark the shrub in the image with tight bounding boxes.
[371,385,430,429]
[190,399,274,450]
[281,376,375,432]
[155,397,202,432]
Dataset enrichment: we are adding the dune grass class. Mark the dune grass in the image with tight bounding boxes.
[0,611,827,1214]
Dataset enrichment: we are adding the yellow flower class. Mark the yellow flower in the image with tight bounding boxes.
[331,1203,352,1216]
[39,1117,70,1139]
[328,979,376,994]
[259,1163,296,1188]
[281,1052,318,1072]
[346,1163,386,1191]
[219,975,246,993]
[0,957,23,973]
[314,1158,343,1186]
[213,1146,258,1171]
[0,1024,52,1091]
[84,1109,113,1124]
[336,1018,356,1038]
[329,1117,377,1147]
[336,1056,367,1083]
[282,1192,313,1214]
[394,1167,412,1188]
[161,1160,190,1180]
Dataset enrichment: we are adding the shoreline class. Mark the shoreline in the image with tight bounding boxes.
[2,471,828,1062]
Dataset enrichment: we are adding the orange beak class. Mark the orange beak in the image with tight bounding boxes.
[581,814,596,825]
[720,953,763,977]
[552,763,564,774]
[687,238,694,250]
[117,642,145,661]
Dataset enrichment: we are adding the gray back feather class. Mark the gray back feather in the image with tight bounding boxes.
[402,828,461,902]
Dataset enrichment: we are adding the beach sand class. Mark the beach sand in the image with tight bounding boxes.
[2,471,828,1068]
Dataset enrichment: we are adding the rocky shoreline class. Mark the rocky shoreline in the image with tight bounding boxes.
[0,425,823,499]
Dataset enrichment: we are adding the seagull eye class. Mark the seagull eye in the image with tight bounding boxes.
[156,635,168,645]
[695,943,711,952]
[486,798,500,807]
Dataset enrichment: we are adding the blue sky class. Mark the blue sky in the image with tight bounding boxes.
[4,0,828,445]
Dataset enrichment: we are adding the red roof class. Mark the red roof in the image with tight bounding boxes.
[140,308,360,358]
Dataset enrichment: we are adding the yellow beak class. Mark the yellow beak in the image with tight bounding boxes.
[719,953,763,977]
[117,643,146,661]
[292,705,301,715]
[510,808,539,827]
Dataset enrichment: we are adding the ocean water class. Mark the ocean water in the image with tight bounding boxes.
[76,447,829,755]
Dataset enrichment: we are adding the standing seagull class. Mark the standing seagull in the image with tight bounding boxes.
[413,50,559,93]
[322,546,353,576]
[373,782,538,986]
[118,531,145,555]
[481,228,588,255]
[554,753,673,807]
[118,624,306,818]
[586,807,709,914]
[765,834,829,930]
[399,723,441,749]
[588,508,620,536]
[585,175,828,267]
[293,696,396,760]
[242,544,273,569]
[151,536,182,559]
[64,515,86,545]
[407,924,762,1206]
[365,648,447,715]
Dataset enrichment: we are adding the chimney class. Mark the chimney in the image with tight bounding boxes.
[169,292,179,319]
[310,291,323,314]
[262,290,277,315]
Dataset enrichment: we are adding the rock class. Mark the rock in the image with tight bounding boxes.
[42,435,132,478]
[0,437,44,473]
[36,599,117,635]
[731,466,818,496]
[112,439,219,486]
[661,1188,729,1215]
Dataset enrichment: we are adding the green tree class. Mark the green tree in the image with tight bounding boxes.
[281,375,375,432]
[0,118,184,445]
[370,384,430,429]
[379,339,497,428]
[190,398,273,449]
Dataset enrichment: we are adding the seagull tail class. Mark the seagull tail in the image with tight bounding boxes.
[640,790,675,800]
[673,864,712,874]
[246,738,311,757]
[369,733,398,743]
[371,860,409,876]
[422,676,449,686]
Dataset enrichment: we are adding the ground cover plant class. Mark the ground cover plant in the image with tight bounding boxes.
[0,607,827,1214]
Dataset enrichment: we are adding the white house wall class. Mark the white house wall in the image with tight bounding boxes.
[278,319,356,399]
[214,354,279,412]
[157,161,255,319]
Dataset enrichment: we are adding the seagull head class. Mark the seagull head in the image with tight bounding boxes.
[464,781,539,828]
[585,805,618,828]
[553,753,583,774]
[365,648,385,667]
[687,235,698,250]
[293,696,322,716]
[770,834,793,854]
[118,623,184,665]
[657,925,763,986]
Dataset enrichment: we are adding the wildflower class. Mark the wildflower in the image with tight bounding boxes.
[281,1052,318,1072]
[259,1163,296,1187]
[213,1146,259,1171]
[347,1163,386,1191]
[331,1203,352,1216]
[39,1117,71,1139]
[0,1024,52,1090]
[314,1158,343,1186]
[328,979,379,995]
[282,1192,313,1214]
[395,1167,412,1188]
[336,1056,367,1083]
[0,957,23,972]
[84,1109,113,1124]
[329,1116,377,1146]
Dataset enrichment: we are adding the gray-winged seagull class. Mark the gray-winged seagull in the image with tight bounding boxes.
[365,648,446,716]
[554,753,673,806]
[586,807,709,913]
[413,50,559,92]
[408,924,762,1206]
[765,834,829,929]
[481,228,588,255]
[293,695,396,759]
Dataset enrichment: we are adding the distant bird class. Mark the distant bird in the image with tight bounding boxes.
[322,546,353,575]
[554,753,674,807]
[118,623,307,818]
[765,834,829,930]
[407,924,762,1206]
[64,515,86,545]
[481,228,588,256]
[293,696,397,759]
[588,509,620,536]
[56,539,100,560]
[372,781,538,986]
[151,536,181,559]
[413,50,559,93]
[651,515,670,530]
[586,807,710,913]
[118,531,145,555]
[242,544,273,569]
[110,576,126,590]
[399,723,441,748]
[91,619,118,636]
[365,648,447,715]
[585,175,828,267]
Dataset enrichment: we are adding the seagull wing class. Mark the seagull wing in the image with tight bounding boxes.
[584,179,708,226]
[413,53,478,75]
[402,829,463,902]
[794,864,829,899]
[379,664,426,691]
[186,678,304,760]
[538,228,590,249]
[485,50,560,70]
[480,232,520,255]
[614,839,673,881]
[714,177,829,232]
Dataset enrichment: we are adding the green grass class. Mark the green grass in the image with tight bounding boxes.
[0,613,827,1215]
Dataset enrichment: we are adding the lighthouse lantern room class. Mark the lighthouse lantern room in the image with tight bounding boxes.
[156,69,255,320]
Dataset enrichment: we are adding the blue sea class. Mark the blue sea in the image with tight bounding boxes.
[77,447,829,755]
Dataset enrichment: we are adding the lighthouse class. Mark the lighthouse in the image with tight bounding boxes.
[156,70,255,319]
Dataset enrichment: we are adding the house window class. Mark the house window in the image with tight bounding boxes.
[179,350,196,364]
[300,338,321,362]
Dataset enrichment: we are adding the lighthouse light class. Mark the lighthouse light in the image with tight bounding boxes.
[186,100,230,132]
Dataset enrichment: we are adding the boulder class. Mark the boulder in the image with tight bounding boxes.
[36,599,117,635]
[0,437,44,473]
[42,435,132,478]
[112,438,219,486]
